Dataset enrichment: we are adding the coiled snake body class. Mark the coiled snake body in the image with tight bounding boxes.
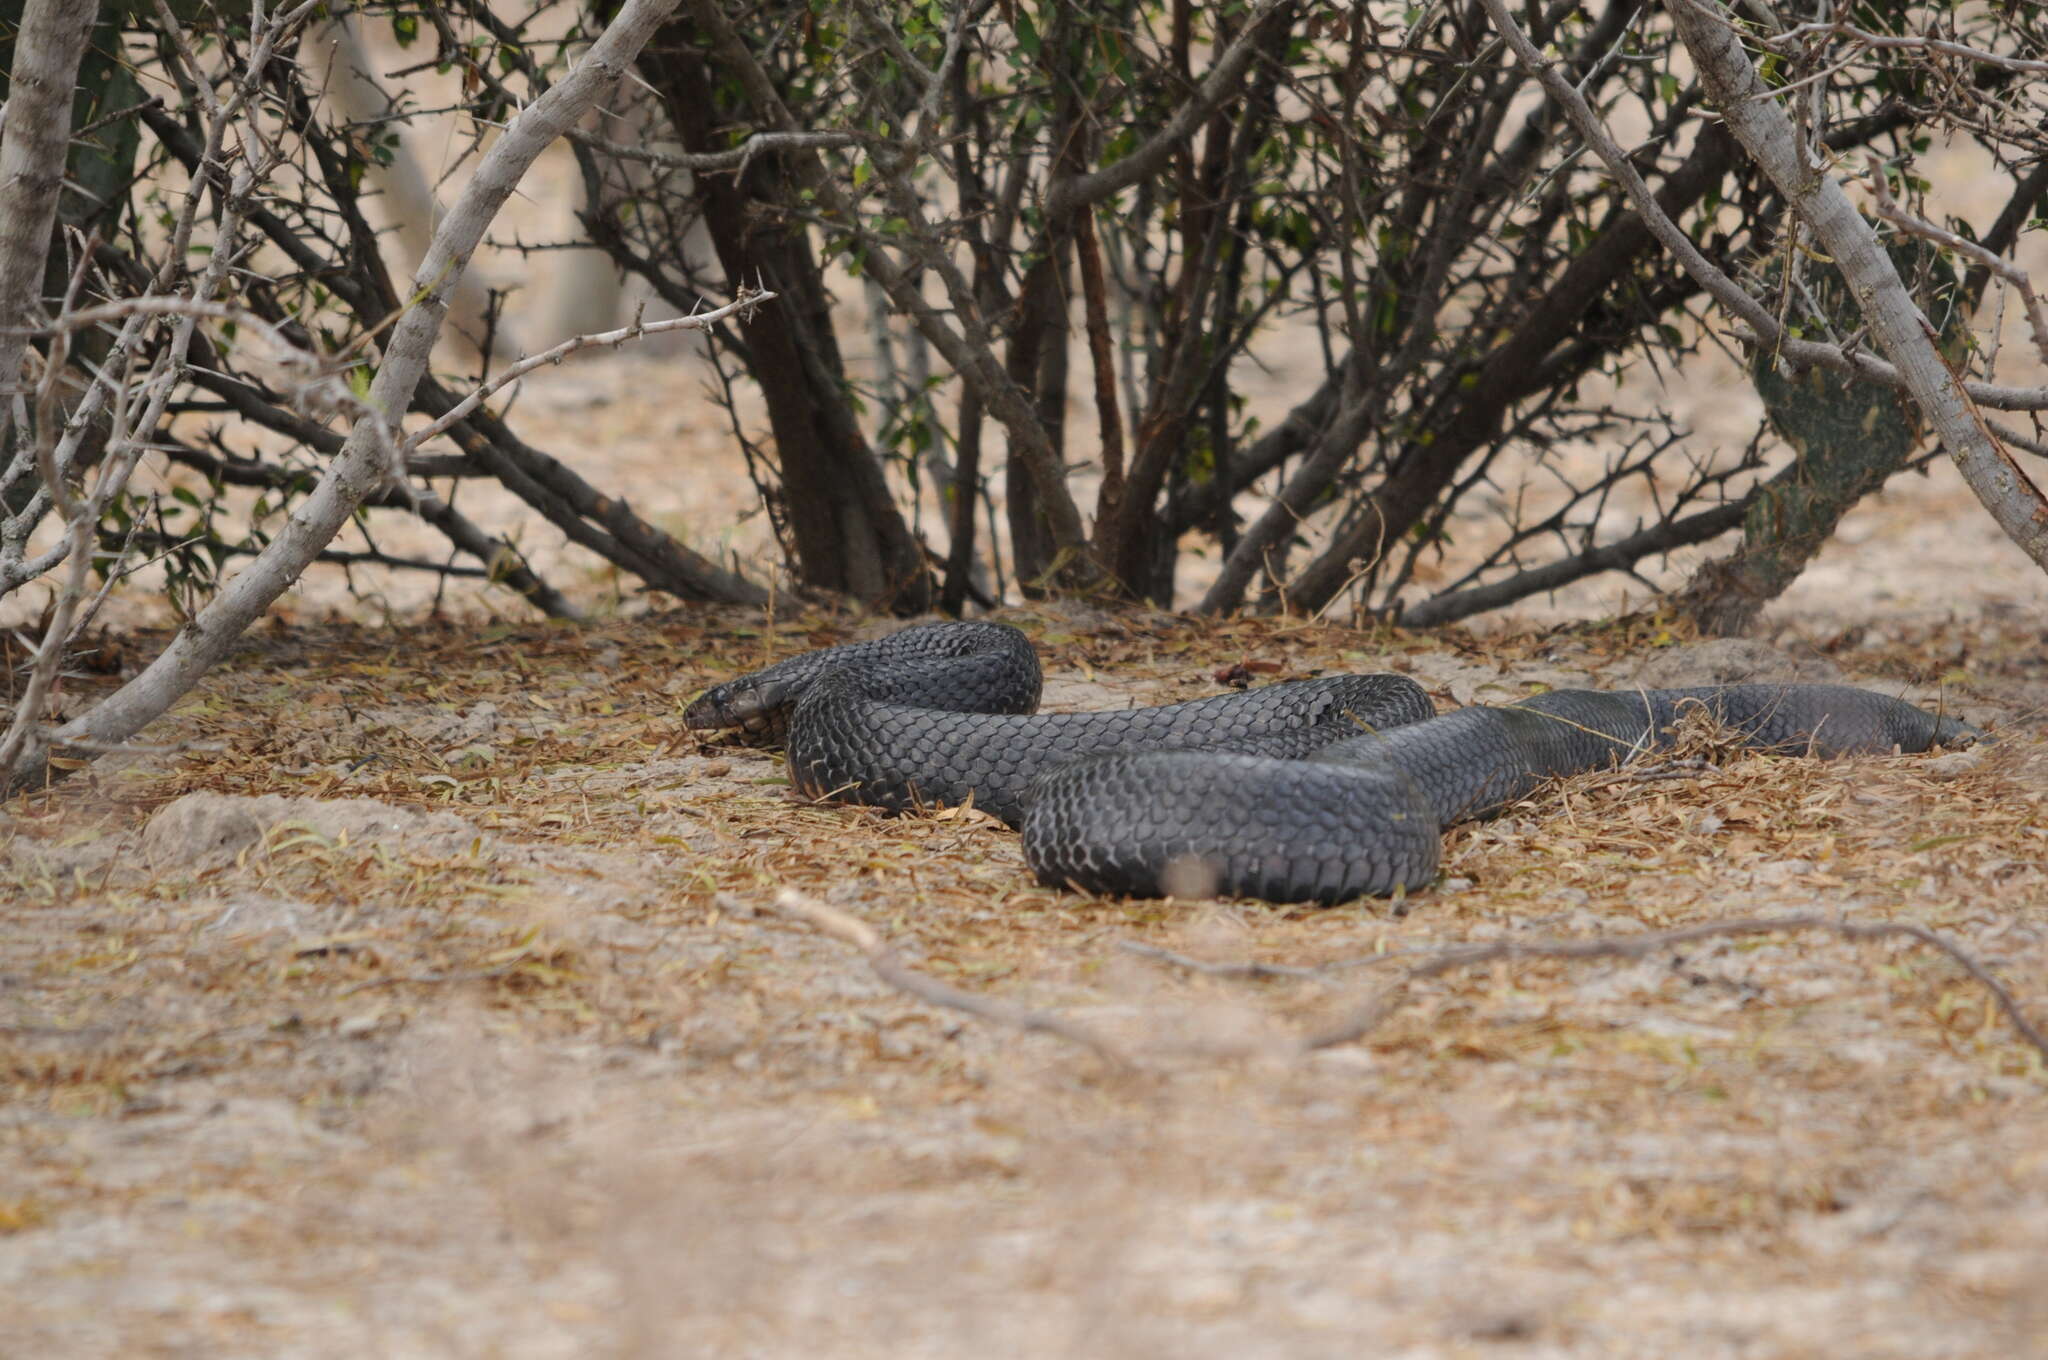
[684,622,1974,904]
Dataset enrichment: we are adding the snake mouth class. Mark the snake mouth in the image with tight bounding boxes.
[684,679,793,733]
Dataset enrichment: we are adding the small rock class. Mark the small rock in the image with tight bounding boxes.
[142,793,482,870]
[337,1010,384,1039]
[1923,747,1988,779]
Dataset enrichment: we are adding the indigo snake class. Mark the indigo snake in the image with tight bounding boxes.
[684,621,1974,904]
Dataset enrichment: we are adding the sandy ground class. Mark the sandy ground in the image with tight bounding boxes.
[2,587,2044,1357]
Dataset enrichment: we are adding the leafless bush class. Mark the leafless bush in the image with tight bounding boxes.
[3,2,2046,788]
[2,0,736,791]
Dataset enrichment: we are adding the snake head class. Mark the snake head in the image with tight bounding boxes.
[683,676,797,735]
[1928,710,1988,748]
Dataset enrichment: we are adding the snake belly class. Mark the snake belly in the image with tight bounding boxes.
[685,621,1975,905]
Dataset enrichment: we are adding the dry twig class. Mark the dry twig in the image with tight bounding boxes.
[1117,940,1332,984]
[1761,19,2048,77]
[1865,158,2048,372]
[399,289,779,454]
[740,889,1130,1069]
[1296,912,2048,1058]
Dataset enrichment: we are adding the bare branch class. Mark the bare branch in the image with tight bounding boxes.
[564,127,864,173]
[1866,160,2048,372]
[746,890,1130,1069]
[1762,20,2048,76]
[1663,0,2048,574]
[1298,913,2048,1062]
[3,295,320,374]
[1399,498,1753,628]
[1045,0,1289,217]
[8,0,691,795]
[399,289,778,455]
[1988,420,2048,462]
[1476,0,2048,413]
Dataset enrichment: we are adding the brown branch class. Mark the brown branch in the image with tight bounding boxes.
[1397,497,1754,627]
[747,889,1130,1069]
[1073,204,1126,521]
[1296,913,2048,1059]
[413,383,765,605]
[1044,0,1288,217]
[111,529,497,580]
[1474,0,2048,413]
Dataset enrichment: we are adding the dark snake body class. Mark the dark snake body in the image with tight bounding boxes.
[684,621,1974,905]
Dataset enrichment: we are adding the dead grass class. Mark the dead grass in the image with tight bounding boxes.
[2,606,2044,1357]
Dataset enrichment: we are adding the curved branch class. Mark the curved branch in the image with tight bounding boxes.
[1399,498,1753,628]
[1045,0,1289,217]
[1477,0,2048,413]
[13,0,688,794]
[1301,913,2048,1063]
[1662,0,2048,574]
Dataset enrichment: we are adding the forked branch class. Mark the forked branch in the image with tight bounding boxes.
[4,0,691,796]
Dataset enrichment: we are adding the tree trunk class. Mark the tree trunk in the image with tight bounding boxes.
[1003,247,1071,595]
[0,0,98,482]
[1681,245,1964,635]
[1667,0,2048,578]
[636,27,934,612]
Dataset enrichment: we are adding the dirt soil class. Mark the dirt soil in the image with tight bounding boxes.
[3,578,2046,1357]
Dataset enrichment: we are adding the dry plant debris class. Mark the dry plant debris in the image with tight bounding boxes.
[1,606,2044,1356]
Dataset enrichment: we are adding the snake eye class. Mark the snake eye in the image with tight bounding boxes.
[685,679,770,730]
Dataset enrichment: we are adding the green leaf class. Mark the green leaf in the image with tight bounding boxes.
[1099,29,1131,83]
[1015,8,1040,58]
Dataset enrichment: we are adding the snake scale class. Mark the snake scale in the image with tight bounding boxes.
[684,621,1975,905]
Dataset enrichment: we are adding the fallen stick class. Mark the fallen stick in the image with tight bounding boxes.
[1295,912,2048,1058]
[737,889,1130,1069]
